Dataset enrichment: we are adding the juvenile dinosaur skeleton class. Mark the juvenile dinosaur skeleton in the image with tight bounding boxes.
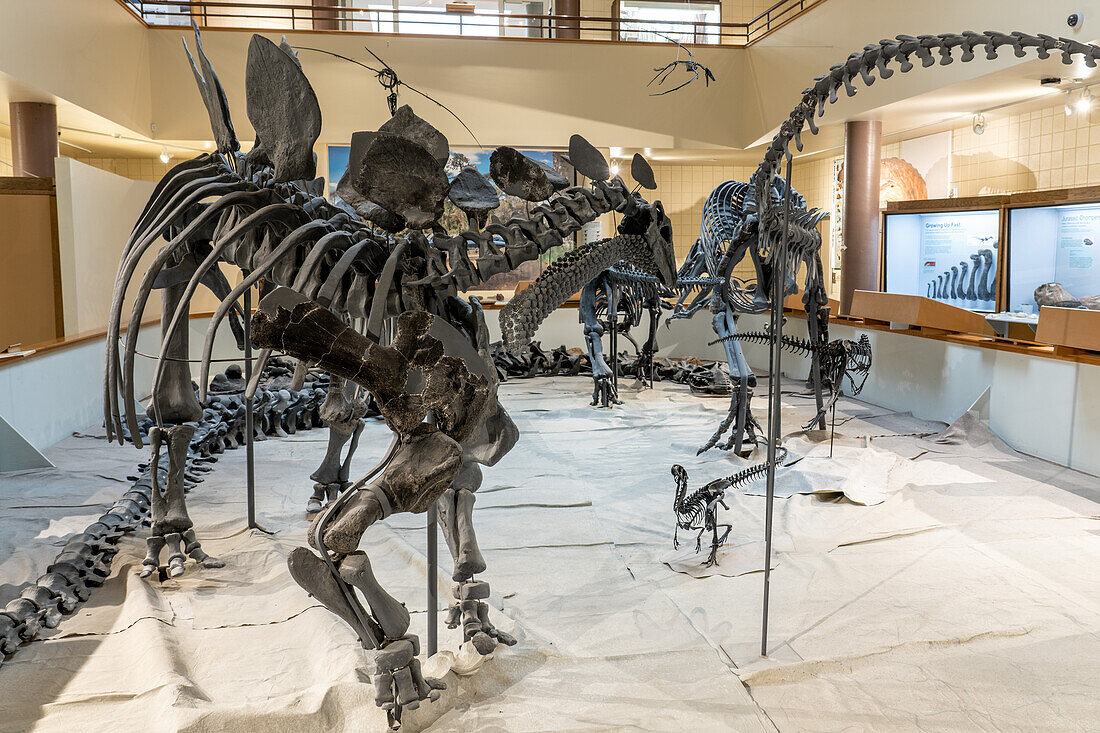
[671,447,788,566]
[104,25,675,722]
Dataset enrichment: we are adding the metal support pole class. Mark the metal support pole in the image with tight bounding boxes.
[830,401,837,458]
[243,271,258,530]
[609,283,619,394]
[426,503,438,656]
[761,159,793,657]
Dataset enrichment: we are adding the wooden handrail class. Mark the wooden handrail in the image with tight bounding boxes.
[0,312,209,367]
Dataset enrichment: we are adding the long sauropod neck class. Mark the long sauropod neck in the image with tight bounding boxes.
[499,234,653,353]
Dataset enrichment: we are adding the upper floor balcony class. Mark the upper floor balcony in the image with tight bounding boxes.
[118,0,828,46]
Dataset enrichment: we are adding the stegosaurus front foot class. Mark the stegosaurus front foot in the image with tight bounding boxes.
[446,580,516,655]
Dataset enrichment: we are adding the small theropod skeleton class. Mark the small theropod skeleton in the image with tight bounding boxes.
[671,447,787,566]
[105,25,674,723]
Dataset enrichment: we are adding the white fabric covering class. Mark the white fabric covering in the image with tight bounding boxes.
[0,377,1097,731]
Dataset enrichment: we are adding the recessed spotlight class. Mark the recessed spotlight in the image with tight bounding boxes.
[972,113,986,135]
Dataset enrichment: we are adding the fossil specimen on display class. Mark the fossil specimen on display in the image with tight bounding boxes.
[647,32,716,96]
[92,19,1100,720]
[2,361,327,664]
[579,266,667,406]
[926,247,996,305]
[662,29,1100,565]
[712,330,872,430]
[1034,282,1100,310]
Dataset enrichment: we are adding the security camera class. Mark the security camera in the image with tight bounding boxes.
[1067,12,1084,29]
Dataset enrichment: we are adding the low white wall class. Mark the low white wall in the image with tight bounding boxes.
[54,158,159,336]
[0,318,244,455]
[7,305,1097,477]
[735,314,1100,477]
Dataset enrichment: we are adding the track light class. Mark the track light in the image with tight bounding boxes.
[1065,92,1074,116]
[159,147,171,164]
[972,113,986,135]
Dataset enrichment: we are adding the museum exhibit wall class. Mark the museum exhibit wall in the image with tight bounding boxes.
[735,312,1100,476]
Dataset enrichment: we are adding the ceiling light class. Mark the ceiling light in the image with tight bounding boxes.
[972,113,986,135]
[159,147,171,164]
[205,140,213,149]
[1076,88,1094,114]
[611,164,620,176]
[1065,92,1075,116]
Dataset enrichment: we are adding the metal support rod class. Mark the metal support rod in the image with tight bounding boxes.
[243,270,258,530]
[426,503,438,657]
[609,282,619,393]
[761,158,793,657]
[829,401,837,458]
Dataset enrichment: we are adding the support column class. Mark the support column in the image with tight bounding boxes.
[839,120,881,315]
[313,0,340,30]
[10,102,57,178]
[555,0,580,39]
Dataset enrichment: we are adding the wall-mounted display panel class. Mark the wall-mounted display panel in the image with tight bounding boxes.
[1008,202,1100,315]
[883,209,1000,312]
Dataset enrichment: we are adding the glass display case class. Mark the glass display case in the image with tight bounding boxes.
[1007,201,1100,315]
[883,209,1001,312]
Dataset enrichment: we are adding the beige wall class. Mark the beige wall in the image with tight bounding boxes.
[791,95,1100,212]
[0,0,153,136]
[741,0,1098,149]
[67,153,175,182]
[951,102,1100,196]
[0,137,12,174]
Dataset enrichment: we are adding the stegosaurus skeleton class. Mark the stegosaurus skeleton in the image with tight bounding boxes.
[105,24,675,725]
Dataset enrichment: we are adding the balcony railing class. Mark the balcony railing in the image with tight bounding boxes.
[119,0,826,46]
